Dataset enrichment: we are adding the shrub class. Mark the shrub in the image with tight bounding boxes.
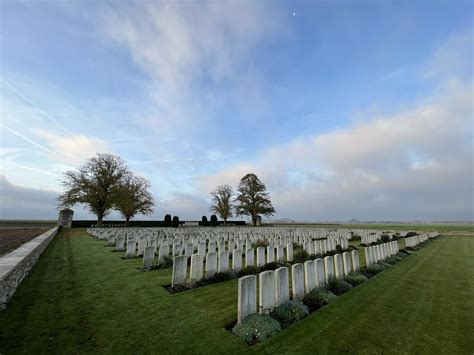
[385,255,402,265]
[326,278,353,295]
[201,216,209,227]
[159,255,173,268]
[362,263,385,277]
[303,287,337,311]
[164,214,172,227]
[259,262,279,272]
[232,313,281,345]
[253,240,269,248]
[205,271,236,283]
[210,214,218,227]
[344,272,368,286]
[172,216,180,228]
[397,251,409,257]
[236,266,258,277]
[293,248,309,263]
[381,234,391,243]
[406,231,418,237]
[336,244,344,253]
[272,301,309,325]
[378,261,391,268]
[350,233,361,241]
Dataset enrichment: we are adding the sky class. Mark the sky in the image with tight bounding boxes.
[0,0,473,222]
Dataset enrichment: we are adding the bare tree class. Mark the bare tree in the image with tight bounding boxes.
[210,184,233,225]
[58,153,129,227]
[114,172,154,226]
[234,173,275,226]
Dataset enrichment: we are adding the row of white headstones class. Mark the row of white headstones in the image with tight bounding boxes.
[237,250,361,323]
[237,231,440,324]
[405,232,438,247]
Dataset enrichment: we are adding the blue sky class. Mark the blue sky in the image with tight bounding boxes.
[1,0,473,221]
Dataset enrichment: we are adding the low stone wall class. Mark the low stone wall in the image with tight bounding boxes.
[0,226,59,310]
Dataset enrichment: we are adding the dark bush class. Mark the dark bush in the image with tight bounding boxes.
[385,255,402,265]
[253,240,269,248]
[210,214,218,227]
[406,231,418,237]
[164,214,172,227]
[259,262,280,272]
[397,251,409,257]
[350,233,361,241]
[201,216,209,227]
[272,301,309,325]
[362,263,385,277]
[381,234,391,243]
[160,255,173,268]
[326,278,353,295]
[232,313,281,345]
[293,248,309,263]
[344,272,368,286]
[378,261,391,268]
[205,271,236,283]
[172,216,180,228]
[303,287,337,311]
[336,244,344,253]
[236,266,258,277]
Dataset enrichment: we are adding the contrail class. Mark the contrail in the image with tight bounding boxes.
[0,123,55,155]
[1,79,75,137]
[0,160,59,176]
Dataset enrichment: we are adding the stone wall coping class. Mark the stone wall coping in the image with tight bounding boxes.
[0,226,59,281]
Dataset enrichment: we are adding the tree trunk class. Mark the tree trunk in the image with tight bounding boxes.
[97,213,103,228]
[252,214,256,226]
[125,216,130,227]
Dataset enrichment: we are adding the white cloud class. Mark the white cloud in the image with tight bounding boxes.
[197,84,474,221]
[34,129,110,165]
[103,2,287,137]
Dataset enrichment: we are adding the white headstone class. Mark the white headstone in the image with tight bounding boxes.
[324,256,334,283]
[238,275,257,323]
[304,260,316,293]
[171,255,188,287]
[275,267,290,306]
[232,249,242,272]
[291,263,305,301]
[206,252,217,278]
[259,270,276,314]
[190,253,204,280]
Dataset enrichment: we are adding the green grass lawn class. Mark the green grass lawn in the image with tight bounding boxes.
[0,229,473,354]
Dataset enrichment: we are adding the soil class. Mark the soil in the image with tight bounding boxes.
[0,228,50,256]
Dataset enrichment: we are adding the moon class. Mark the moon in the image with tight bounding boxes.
[292,12,296,17]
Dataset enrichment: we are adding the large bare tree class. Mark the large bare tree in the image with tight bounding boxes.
[114,172,154,226]
[234,173,275,226]
[58,153,129,227]
[210,184,233,225]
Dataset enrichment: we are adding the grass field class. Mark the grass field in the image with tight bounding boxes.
[270,223,474,233]
[0,229,473,354]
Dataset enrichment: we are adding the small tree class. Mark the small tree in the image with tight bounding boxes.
[164,214,172,227]
[210,214,218,227]
[210,184,233,225]
[58,153,129,227]
[172,216,180,228]
[114,172,154,226]
[235,173,275,226]
[201,215,209,227]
